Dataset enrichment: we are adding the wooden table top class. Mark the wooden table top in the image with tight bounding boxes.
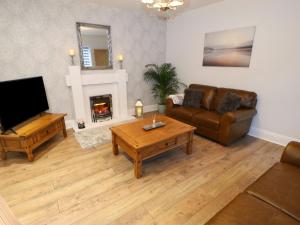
[110,115,196,150]
[1,113,66,137]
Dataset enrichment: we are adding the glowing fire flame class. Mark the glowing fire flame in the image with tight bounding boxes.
[93,103,109,114]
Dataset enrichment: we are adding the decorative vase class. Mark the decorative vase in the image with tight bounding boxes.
[158,104,166,114]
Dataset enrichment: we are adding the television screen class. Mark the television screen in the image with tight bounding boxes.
[0,76,49,131]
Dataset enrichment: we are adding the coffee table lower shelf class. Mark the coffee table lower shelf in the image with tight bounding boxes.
[111,130,194,178]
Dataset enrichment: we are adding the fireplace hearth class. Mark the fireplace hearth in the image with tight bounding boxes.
[90,94,112,122]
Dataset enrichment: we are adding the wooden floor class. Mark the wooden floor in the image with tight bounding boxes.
[0,128,283,225]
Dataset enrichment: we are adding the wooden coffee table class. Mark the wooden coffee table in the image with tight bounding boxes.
[110,115,196,178]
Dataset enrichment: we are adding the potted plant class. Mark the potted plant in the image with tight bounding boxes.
[144,63,185,114]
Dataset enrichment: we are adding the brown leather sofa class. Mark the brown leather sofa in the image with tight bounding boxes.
[166,84,257,145]
[205,141,300,225]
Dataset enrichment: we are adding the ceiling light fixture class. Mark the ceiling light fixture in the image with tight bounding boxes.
[142,0,184,12]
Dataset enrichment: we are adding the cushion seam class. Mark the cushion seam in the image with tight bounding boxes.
[247,190,300,222]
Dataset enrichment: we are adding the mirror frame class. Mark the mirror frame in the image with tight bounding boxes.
[76,22,113,70]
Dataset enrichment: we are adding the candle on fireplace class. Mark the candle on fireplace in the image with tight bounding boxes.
[117,54,124,69]
[68,48,75,65]
[69,48,75,56]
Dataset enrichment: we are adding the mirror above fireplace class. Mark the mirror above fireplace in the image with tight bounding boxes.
[76,22,113,70]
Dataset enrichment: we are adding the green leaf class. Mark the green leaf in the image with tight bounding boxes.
[143,63,186,104]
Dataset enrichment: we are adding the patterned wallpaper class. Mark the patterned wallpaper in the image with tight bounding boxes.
[0,0,166,119]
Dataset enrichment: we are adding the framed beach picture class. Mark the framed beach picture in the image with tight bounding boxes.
[203,26,256,67]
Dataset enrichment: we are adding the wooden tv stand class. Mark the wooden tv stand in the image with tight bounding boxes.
[0,113,67,162]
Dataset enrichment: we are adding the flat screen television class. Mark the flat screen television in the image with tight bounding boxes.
[0,76,49,132]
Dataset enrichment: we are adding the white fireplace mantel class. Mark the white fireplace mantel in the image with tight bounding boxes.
[65,66,134,132]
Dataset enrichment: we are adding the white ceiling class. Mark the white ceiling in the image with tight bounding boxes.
[94,0,224,14]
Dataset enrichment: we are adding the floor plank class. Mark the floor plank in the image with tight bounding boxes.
[0,127,283,225]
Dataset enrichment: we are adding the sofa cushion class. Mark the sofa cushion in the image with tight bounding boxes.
[247,163,300,222]
[212,88,257,110]
[168,107,204,122]
[182,88,203,109]
[205,193,299,225]
[189,84,217,110]
[192,111,221,131]
[216,93,241,115]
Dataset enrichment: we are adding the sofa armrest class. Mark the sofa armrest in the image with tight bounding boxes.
[218,109,257,145]
[281,141,300,167]
[221,109,257,124]
[166,98,175,109]
[166,98,176,115]
[166,98,182,116]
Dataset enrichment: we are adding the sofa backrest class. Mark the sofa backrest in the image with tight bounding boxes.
[211,88,257,110]
[189,84,217,110]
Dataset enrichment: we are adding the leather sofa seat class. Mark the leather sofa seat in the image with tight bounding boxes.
[247,163,300,221]
[168,107,204,122]
[205,141,300,225]
[205,193,299,225]
[192,111,220,131]
[166,84,257,145]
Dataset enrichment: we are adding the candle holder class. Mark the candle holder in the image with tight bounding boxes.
[68,49,75,66]
[119,60,123,69]
[117,54,124,70]
[70,55,75,65]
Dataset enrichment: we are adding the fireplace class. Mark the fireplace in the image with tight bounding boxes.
[90,94,112,122]
[66,67,136,132]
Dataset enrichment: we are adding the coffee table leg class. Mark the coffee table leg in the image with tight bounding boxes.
[134,160,142,178]
[62,119,67,138]
[27,152,34,162]
[186,131,194,155]
[1,151,6,160]
[112,133,119,155]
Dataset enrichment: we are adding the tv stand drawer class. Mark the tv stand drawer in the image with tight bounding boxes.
[38,123,58,140]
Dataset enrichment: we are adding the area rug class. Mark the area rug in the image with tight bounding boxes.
[74,125,112,149]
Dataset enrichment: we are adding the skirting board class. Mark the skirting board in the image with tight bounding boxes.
[65,104,158,130]
[249,127,300,146]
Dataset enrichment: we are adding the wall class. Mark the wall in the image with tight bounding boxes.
[0,0,166,120]
[166,0,300,145]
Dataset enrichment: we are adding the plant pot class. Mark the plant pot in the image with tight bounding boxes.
[158,104,166,114]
